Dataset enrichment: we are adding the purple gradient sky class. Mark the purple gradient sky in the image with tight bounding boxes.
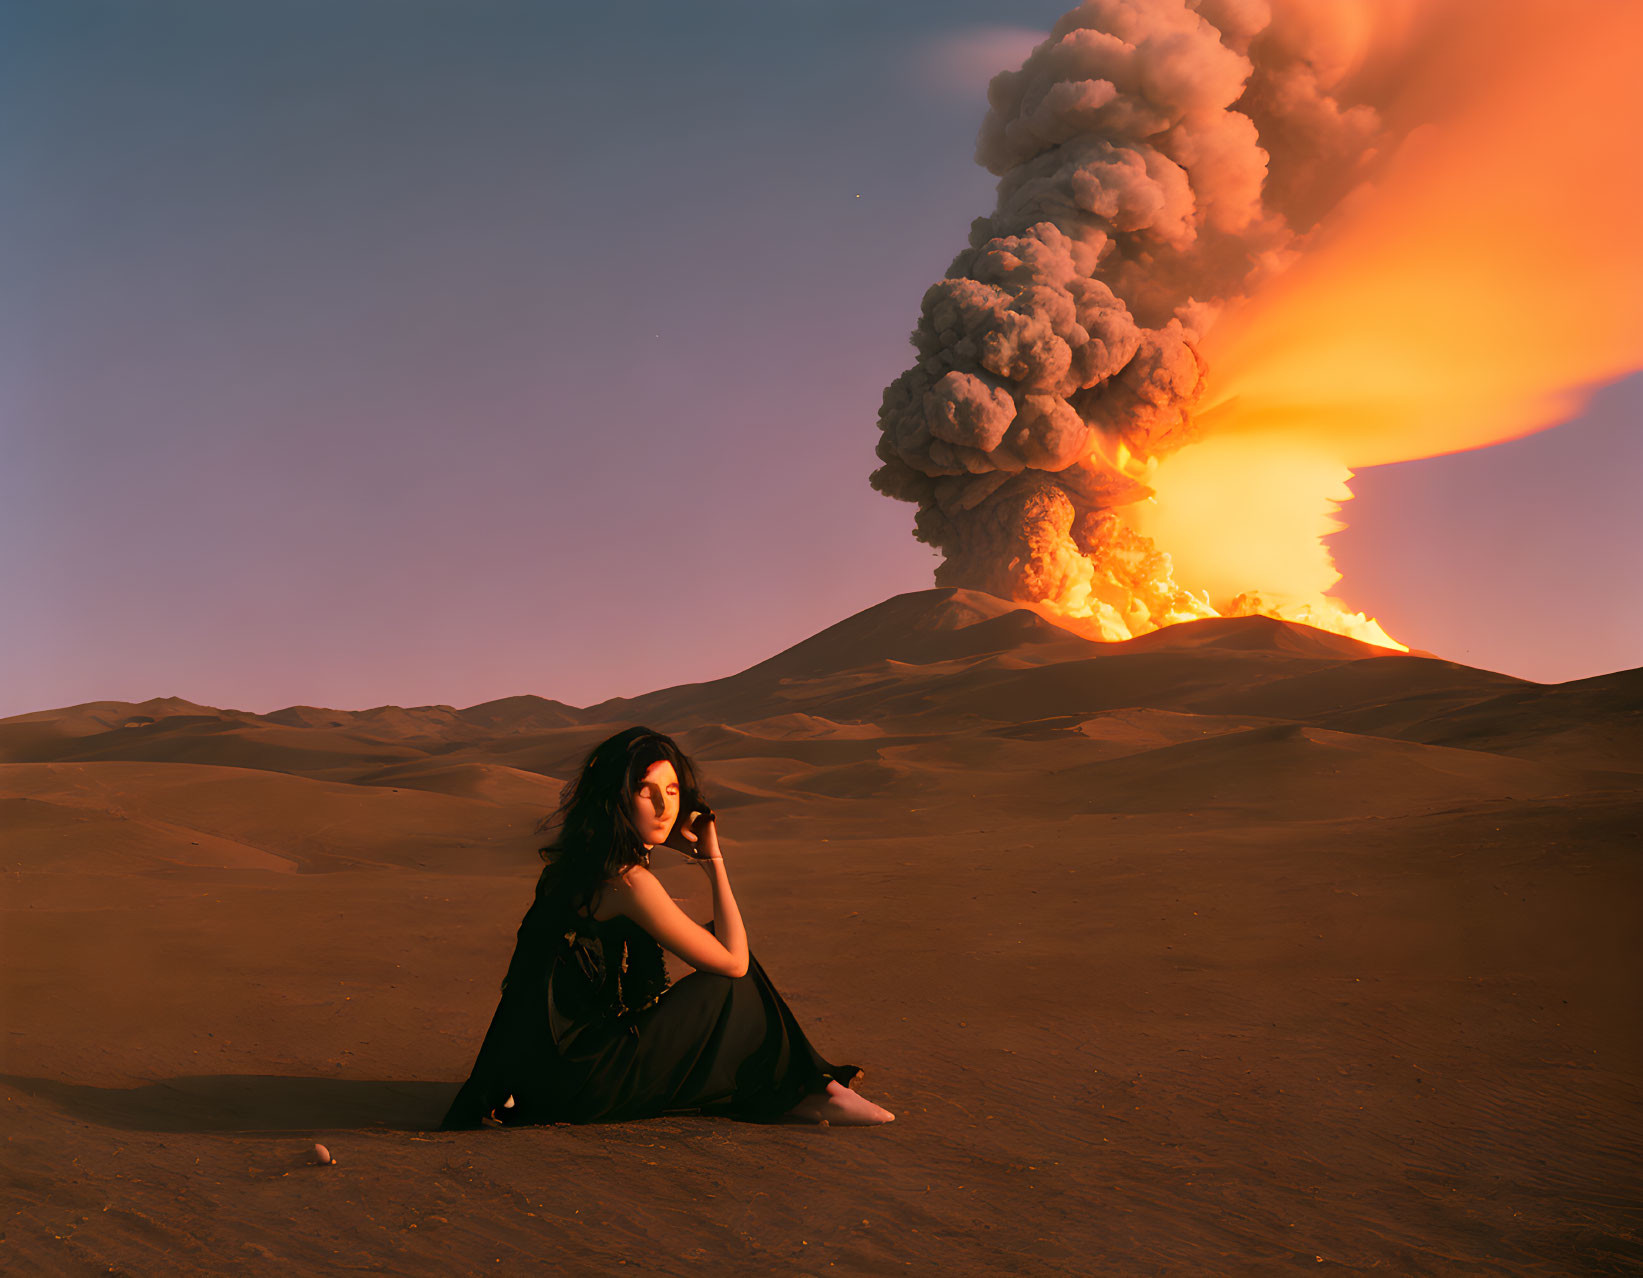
[3,1,1638,720]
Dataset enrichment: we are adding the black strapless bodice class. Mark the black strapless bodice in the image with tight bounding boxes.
[534,905,671,1040]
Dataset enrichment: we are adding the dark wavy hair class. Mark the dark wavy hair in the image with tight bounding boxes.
[533,726,711,914]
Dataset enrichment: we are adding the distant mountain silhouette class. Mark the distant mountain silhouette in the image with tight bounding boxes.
[1,588,1636,792]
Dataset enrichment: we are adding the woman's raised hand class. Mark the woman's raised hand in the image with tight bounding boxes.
[674,807,722,868]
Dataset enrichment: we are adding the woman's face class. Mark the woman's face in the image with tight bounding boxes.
[630,759,680,850]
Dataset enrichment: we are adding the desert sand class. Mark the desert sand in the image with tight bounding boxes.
[2,587,1639,1274]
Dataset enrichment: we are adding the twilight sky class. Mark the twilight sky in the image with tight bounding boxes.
[3,0,1638,720]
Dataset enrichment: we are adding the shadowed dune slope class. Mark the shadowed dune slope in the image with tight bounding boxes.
[0,761,542,874]
[1036,723,1606,820]
[1391,667,1643,772]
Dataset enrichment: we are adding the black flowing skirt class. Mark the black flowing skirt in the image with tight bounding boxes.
[441,925,859,1129]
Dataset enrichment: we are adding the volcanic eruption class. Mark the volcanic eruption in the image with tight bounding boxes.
[871,0,1642,649]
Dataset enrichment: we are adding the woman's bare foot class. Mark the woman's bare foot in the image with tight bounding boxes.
[483,1095,519,1127]
[785,1079,894,1126]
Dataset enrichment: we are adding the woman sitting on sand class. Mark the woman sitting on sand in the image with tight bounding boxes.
[440,725,894,1129]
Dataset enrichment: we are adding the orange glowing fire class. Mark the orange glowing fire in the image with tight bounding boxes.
[1034,0,1641,652]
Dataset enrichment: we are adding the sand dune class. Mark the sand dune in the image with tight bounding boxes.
[0,695,219,760]
[1042,722,1587,820]
[737,587,1100,677]
[1072,706,1287,753]
[0,760,541,875]
[1117,612,1392,660]
[349,760,567,806]
[1393,666,1643,771]
[2,586,1638,1274]
[698,711,885,741]
[1,706,426,779]
[452,694,585,734]
[260,702,483,744]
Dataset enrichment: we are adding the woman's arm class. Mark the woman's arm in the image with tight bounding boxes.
[701,854,748,975]
[614,864,749,978]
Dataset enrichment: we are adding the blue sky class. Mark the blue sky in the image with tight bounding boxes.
[2,0,1636,718]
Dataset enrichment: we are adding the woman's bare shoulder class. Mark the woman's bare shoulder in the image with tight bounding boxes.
[610,863,659,890]
[597,864,658,910]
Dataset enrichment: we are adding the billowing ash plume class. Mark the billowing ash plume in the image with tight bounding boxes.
[871,0,1392,639]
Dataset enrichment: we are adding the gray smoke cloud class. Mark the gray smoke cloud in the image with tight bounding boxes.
[871,0,1396,637]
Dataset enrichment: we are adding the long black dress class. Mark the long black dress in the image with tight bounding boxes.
[440,873,860,1128]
